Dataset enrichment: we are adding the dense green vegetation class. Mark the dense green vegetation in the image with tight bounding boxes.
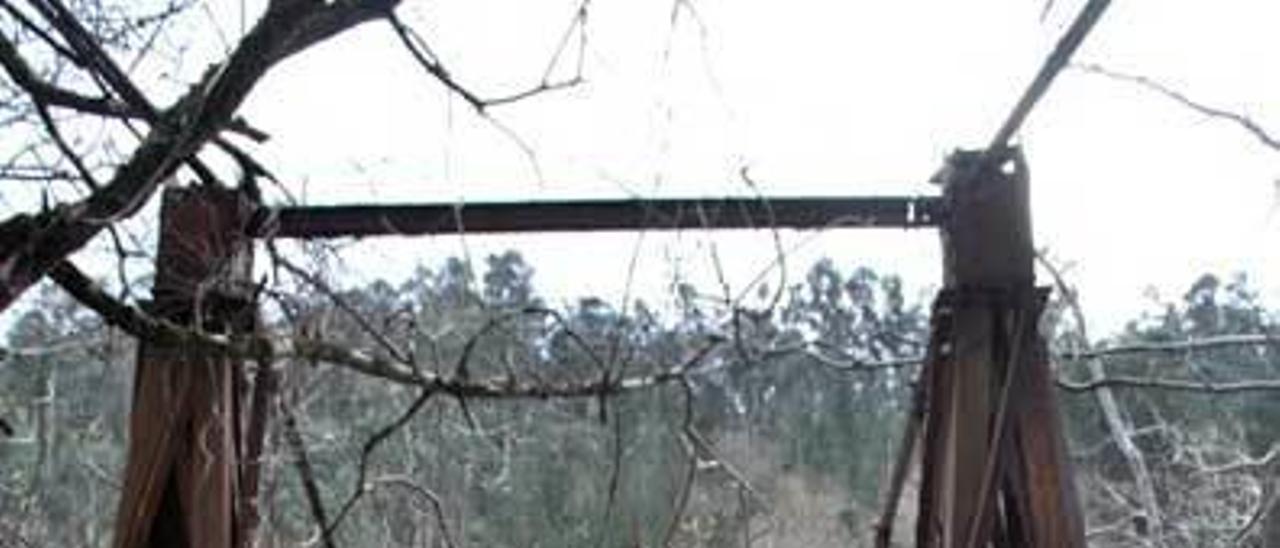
[1,253,1277,547]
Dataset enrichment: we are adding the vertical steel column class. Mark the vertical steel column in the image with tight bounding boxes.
[916,148,1083,547]
[113,186,255,548]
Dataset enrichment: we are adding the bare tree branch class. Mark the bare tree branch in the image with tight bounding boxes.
[0,29,266,142]
[1058,333,1280,361]
[0,31,132,118]
[269,247,413,365]
[1039,253,1165,543]
[46,255,1280,409]
[24,0,160,115]
[386,11,584,113]
[1075,62,1280,152]
[322,387,436,542]
[279,398,335,548]
[1058,375,1280,394]
[661,379,698,548]
[47,258,731,400]
[0,0,396,314]
[0,1,83,64]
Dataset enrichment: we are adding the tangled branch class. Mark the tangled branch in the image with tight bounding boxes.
[47,258,729,401]
[0,0,396,313]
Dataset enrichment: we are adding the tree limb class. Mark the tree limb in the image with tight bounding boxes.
[45,255,1280,404]
[279,399,335,548]
[0,0,396,314]
[1058,333,1280,360]
[47,258,728,400]
[1075,63,1280,152]
[1039,253,1164,543]
[1058,376,1280,395]
[0,32,134,118]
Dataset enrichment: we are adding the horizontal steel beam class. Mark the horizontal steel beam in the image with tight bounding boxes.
[249,196,942,239]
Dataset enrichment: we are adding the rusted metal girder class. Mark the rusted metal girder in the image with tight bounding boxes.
[915,148,1084,547]
[248,196,942,239]
[113,187,256,548]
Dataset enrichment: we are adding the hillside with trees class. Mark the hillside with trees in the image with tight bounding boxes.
[2,1,1279,546]
[3,253,1277,547]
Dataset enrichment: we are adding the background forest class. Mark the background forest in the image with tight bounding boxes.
[2,252,1277,547]
[1,0,1278,546]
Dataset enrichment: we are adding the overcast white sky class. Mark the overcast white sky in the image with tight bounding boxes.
[247,0,1280,336]
[8,0,1280,338]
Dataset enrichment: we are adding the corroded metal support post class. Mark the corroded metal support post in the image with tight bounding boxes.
[113,186,255,548]
[915,148,1083,547]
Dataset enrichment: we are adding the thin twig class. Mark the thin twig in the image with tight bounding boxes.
[1075,63,1280,151]
[0,0,391,313]
[386,11,585,113]
[270,248,413,365]
[322,388,437,540]
[385,13,485,112]
[597,396,624,546]
[48,258,725,399]
[280,400,335,548]
[661,379,699,548]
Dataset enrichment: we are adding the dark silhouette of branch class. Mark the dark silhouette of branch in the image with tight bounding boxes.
[30,95,100,190]
[0,1,82,63]
[1075,63,1280,152]
[280,400,335,548]
[384,12,485,111]
[386,11,584,113]
[321,388,436,542]
[482,77,585,108]
[0,28,264,143]
[597,398,624,539]
[661,379,698,548]
[25,0,158,115]
[0,0,396,314]
[0,32,132,117]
